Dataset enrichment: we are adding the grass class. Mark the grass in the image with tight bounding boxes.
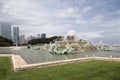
[0,57,120,80]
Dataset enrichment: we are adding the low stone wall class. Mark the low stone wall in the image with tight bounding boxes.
[19,57,120,71]
[0,54,120,72]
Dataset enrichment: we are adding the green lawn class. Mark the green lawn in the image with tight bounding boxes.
[0,57,120,80]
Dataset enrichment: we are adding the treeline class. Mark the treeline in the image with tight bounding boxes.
[28,36,62,45]
[28,36,61,45]
[0,36,13,47]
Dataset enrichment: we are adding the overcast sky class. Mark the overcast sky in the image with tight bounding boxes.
[0,0,120,45]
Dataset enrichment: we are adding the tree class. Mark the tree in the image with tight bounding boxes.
[0,36,13,46]
[28,36,62,45]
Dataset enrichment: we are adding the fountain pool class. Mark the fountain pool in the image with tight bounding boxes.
[0,47,120,64]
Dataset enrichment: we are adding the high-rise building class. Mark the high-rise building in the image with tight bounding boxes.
[0,23,12,40]
[41,33,46,38]
[13,27,19,45]
[37,34,41,38]
[19,35,26,44]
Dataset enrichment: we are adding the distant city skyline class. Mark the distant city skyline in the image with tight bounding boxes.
[0,0,120,44]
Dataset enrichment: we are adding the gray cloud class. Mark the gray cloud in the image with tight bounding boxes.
[0,0,120,44]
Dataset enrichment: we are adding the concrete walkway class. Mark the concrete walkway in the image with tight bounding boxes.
[11,55,27,70]
[0,54,120,72]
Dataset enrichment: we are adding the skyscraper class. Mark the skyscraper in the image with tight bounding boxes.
[0,23,12,40]
[37,34,41,38]
[19,35,26,44]
[13,27,19,45]
[41,33,46,38]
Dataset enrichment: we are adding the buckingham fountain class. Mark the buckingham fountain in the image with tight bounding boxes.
[0,30,120,64]
[0,30,120,71]
[48,30,97,54]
